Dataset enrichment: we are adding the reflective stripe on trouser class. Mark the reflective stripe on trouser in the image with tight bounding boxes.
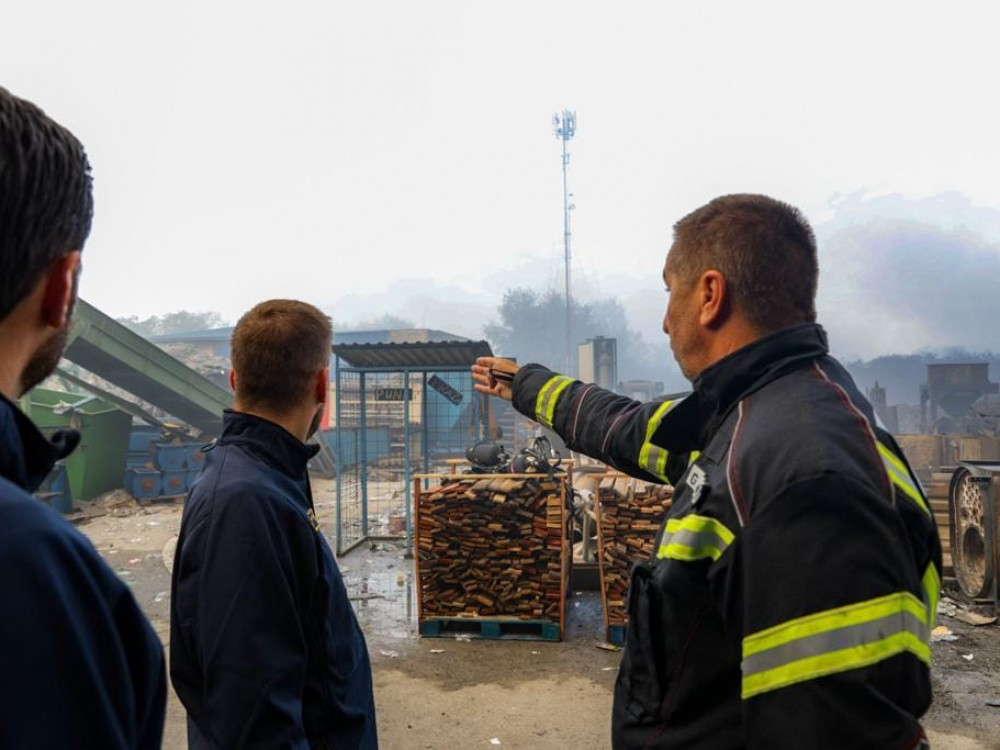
[638,398,680,482]
[534,375,574,429]
[922,562,940,628]
[877,441,930,516]
[741,591,931,699]
[656,514,734,562]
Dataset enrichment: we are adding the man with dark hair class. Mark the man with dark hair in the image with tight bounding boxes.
[0,86,166,748]
[474,194,940,748]
[170,299,378,749]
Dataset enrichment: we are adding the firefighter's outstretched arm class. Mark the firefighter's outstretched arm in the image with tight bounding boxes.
[473,356,690,485]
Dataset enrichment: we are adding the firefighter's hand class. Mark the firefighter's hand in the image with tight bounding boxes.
[472,357,519,401]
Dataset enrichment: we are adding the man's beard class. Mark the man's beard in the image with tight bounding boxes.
[21,324,70,396]
[20,272,79,396]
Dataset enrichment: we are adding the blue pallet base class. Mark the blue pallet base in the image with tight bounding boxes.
[420,617,560,641]
[608,624,627,646]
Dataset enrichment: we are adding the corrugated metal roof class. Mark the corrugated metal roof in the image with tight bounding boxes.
[333,340,493,370]
[153,327,471,346]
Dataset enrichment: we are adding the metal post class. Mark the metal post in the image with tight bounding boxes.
[562,133,572,375]
[334,356,343,554]
[404,370,413,556]
[472,381,480,442]
[422,372,430,481]
[359,372,368,540]
[552,109,576,376]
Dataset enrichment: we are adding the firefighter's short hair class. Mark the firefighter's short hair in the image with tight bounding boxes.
[670,194,818,332]
[231,299,332,412]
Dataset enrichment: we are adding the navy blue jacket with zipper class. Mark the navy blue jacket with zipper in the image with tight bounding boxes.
[170,410,377,749]
[511,324,940,749]
[0,393,166,749]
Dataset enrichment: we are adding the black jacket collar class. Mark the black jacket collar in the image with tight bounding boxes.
[0,392,79,493]
[661,324,830,450]
[216,410,320,480]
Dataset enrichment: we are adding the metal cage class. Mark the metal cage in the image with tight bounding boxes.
[331,340,493,555]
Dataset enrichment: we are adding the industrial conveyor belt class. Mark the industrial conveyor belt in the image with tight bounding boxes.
[64,299,234,435]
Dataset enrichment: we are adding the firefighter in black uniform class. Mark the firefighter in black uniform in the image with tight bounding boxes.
[473,194,940,749]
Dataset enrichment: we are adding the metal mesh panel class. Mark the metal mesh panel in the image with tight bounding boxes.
[334,364,490,552]
[422,371,487,474]
[361,372,408,539]
[333,370,364,554]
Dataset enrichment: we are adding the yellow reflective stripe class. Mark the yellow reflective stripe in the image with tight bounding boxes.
[656,515,734,562]
[743,591,926,658]
[638,399,675,479]
[742,631,930,699]
[533,375,573,428]
[656,445,669,477]
[742,591,931,699]
[922,563,940,628]
[877,442,930,516]
[544,378,574,428]
[689,451,701,463]
[534,376,561,423]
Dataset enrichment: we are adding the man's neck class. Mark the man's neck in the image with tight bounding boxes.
[703,317,765,371]
[232,401,312,444]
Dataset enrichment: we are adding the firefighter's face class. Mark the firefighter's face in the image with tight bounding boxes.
[662,252,704,381]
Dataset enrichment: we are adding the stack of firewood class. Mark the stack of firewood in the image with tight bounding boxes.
[417,476,567,619]
[596,476,673,626]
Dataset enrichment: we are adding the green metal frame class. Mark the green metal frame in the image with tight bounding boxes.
[65,299,233,435]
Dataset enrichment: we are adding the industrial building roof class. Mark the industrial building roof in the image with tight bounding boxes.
[332,340,493,370]
[152,327,470,347]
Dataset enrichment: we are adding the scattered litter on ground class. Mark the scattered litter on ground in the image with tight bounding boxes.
[153,591,169,603]
[602,667,617,671]
[380,650,399,658]
[349,593,384,602]
[596,642,621,652]
[94,490,147,518]
[455,636,472,643]
[490,739,501,746]
[986,699,1000,708]
[955,611,997,627]
[128,557,142,565]
[937,597,996,626]
[962,653,975,662]
[146,521,161,527]
[530,651,540,655]
[938,599,959,618]
[931,626,959,642]
[430,649,445,654]
[396,572,405,586]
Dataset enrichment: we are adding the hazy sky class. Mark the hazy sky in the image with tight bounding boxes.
[4,1,1000,359]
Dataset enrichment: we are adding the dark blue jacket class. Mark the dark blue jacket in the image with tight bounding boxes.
[170,411,377,749]
[0,393,166,749]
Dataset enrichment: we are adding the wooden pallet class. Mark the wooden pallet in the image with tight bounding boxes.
[420,616,561,641]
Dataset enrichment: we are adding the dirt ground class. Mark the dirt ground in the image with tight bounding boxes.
[76,480,1000,749]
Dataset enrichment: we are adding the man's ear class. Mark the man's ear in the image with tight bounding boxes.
[228,369,237,392]
[40,252,81,328]
[316,369,329,405]
[698,270,728,328]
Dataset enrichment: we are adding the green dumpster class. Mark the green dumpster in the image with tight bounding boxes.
[26,388,131,501]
